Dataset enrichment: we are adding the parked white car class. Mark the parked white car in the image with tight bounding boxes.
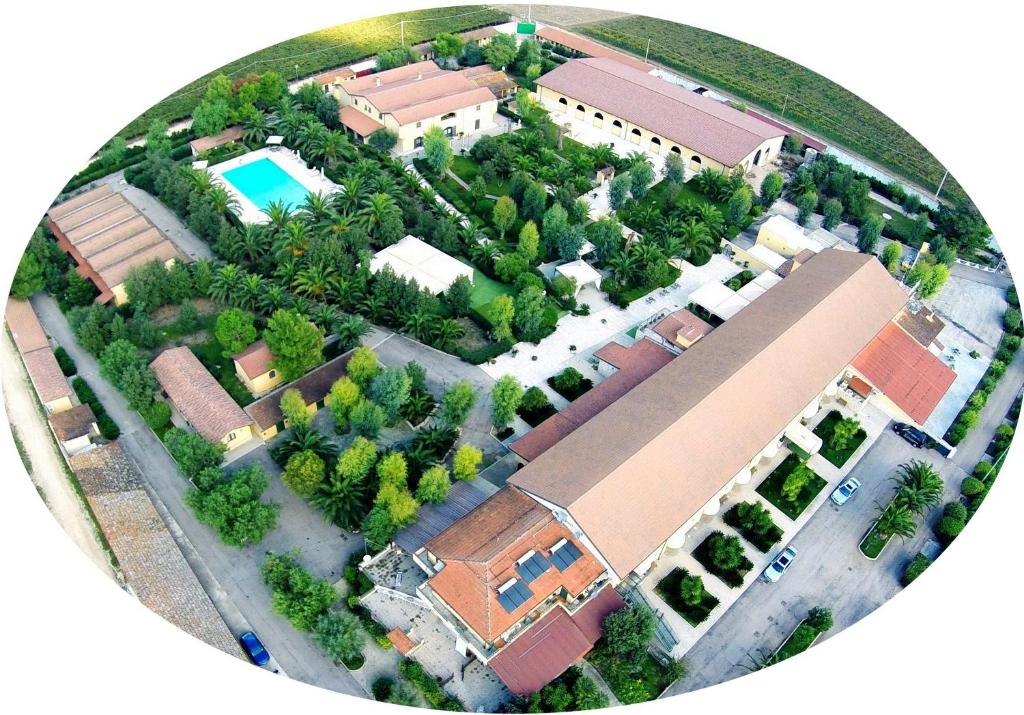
[762,546,798,583]
[830,477,862,506]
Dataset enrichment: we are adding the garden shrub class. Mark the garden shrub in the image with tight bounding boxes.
[143,400,172,431]
[399,659,462,710]
[901,553,932,586]
[960,476,985,497]
[97,414,121,440]
[54,346,76,376]
[936,515,965,544]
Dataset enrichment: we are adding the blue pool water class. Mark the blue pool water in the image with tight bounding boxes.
[221,158,312,212]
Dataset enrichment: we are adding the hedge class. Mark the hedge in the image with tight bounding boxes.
[398,659,463,711]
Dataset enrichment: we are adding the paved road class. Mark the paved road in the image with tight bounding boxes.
[663,431,967,695]
[30,294,366,699]
[953,347,1024,471]
[950,261,1012,289]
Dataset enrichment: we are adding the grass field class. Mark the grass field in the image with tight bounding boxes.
[117,6,508,138]
[577,16,964,200]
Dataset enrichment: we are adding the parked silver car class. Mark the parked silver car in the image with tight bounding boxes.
[830,477,862,506]
[762,546,798,583]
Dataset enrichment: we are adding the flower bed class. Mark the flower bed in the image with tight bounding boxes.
[755,453,827,520]
[654,567,720,626]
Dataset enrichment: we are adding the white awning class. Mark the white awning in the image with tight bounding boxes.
[555,259,602,293]
[784,421,823,456]
[265,135,284,146]
[370,235,474,295]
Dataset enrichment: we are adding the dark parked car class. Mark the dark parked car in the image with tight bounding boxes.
[893,422,929,448]
[239,631,270,666]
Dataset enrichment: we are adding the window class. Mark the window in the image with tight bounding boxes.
[550,539,582,571]
[497,579,533,613]
[441,112,456,121]
[476,104,481,110]
[414,136,424,148]
[416,121,422,128]
[474,118,480,130]
[378,112,383,119]
[226,432,236,443]
[444,126,455,137]
[268,369,276,379]
[516,550,551,583]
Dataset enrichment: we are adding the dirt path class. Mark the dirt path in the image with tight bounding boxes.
[1,330,117,581]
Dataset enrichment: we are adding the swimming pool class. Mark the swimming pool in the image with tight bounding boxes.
[221,157,312,212]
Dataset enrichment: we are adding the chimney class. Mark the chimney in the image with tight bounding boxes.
[417,71,423,80]
[375,77,382,87]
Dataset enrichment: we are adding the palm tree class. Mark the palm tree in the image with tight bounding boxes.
[607,251,638,284]
[872,502,918,541]
[207,185,240,218]
[278,220,309,257]
[301,192,332,223]
[590,143,616,169]
[242,111,271,145]
[333,175,366,214]
[625,151,651,171]
[273,257,299,286]
[468,240,499,266]
[209,264,244,305]
[293,261,337,298]
[404,310,437,343]
[892,460,944,515]
[239,224,270,266]
[319,130,351,168]
[262,200,292,231]
[660,236,685,261]
[431,318,465,352]
[310,473,370,530]
[275,111,307,146]
[272,425,338,464]
[332,313,371,350]
[309,302,339,331]
[698,203,726,238]
[680,218,715,266]
[259,284,290,316]
[181,167,214,195]
[352,158,381,180]
[401,391,434,425]
[238,273,265,311]
[357,193,399,240]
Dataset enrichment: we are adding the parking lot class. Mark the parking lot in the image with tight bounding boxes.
[932,275,1008,351]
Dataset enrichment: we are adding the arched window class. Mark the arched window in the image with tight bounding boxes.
[630,127,642,145]
[594,112,604,120]
[649,136,662,154]
[557,97,568,113]
[670,146,681,155]
[689,155,702,171]
[441,112,456,121]
[752,149,762,166]
[576,104,585,113]
[611,119,623,137]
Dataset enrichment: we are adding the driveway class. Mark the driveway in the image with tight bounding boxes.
[662,431,967,695]
[30,294,366,699]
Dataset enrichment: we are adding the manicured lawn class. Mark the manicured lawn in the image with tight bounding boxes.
[755,453,827,521]
[813,410,868,468]
[587,642,676,705]
[692,532,754,588]
[191,340,254,407]
[864,198,927,247]
[450,155,510,196]
[655,568,720,626]
[469,268,515,326]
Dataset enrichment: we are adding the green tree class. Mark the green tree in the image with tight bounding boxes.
[438,379,477,429]
[629,163,655,200]
[280,388,311,429]
[873,503,917,541]
[781,462,815,502]
[822,198,844,230]
[64,268,97,307]
[186,464,280,547]
[881,241,903,273]
[541,203,570,255]
[416,465,451,504]
[857,214,885,253]
[350,399,386,439]
[362,504,398,553]
[726,185,753,226]
[514,38,542,74]
[796,191,818,226]
[679,573,705,607]
[572,675,609,710]
[260,550,336,631]
[491,374,524,429]
[264,309,324,381]
[759,171,784,207]
[830,417,861,451]
[282,450,326,498]
[513,284,547,343]
[368,128,398,152]
[443,275,473,317]
[10,252,44,299]
[164,428,226,478]
[556,224,587,262]
[608,173,631,211]
[369,366,412,424]
[432,32,464,61]
[492,196,518,240]
[664,152,686,185]
[326,376,361,431]
[521,181,548,223]
[483,33,517,69]
[423,126,453,176]
[452,443,482,481]
[602,605,655,658]
[708,532,745,570]
[313,611,364,665]
[491,294,515,344]
[346,345,380,391]
[805,607,833,633]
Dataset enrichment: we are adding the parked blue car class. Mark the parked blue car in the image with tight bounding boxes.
[239,631,270,666]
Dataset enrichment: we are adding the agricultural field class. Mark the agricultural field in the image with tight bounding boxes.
[577,16,965,201]
[117,5,508,138]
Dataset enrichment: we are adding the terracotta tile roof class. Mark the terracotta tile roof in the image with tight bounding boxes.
[189,125,243,154]
[461,26,499,43]
[5,298,49,354]
[387,628,418,655]
[22,348,74,404]
[395,479,490,555]
[537,26,652,72]
[489,586,625,695]
[745,109,828,153]
[46,185,185,299]
[847,375,873,398]
[458,67,518,97]
[510,250,908,578]
[894,304,946,348]
[536,58,785,167]
[69,443,244,659]
[232,340,274,380]
[425,487,606,644]
[651,309,714,346]
[338,106,384,138]
[313,66,356,85]
[244,350,352,431]
[49,403,97,441]
[852,321,956,425]
[151,347,252,442]
[512,340,674,462]
[343,62,496,126]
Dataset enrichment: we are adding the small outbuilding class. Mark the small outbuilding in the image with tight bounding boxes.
[232,340,282,397]
[370,236,474,295]
[554,259,602,296]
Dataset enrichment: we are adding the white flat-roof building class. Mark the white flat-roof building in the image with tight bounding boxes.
[554,260,603,296]
[370,235,474,294]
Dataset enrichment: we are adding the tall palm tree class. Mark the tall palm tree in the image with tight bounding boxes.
[209,264,244,305]
[275,111,307,146]
[319,130,351,168]
[333,175,366,214]
[698,203,726,238]
[300,192,332,223]
[590,143,616,169]
[310,473,370,530]
[262,200,292,231]
[873,502,918,541]
[207,185,240,219]
[680,218,715,266]
[431,318,465,352]
[259,283,290,316]
[404,310,437,343]
[293,261,337,299]
[607,251,638,284]
[278,220,309,257]
[329,276,366,312]
[357,192,399,240]
[238,273,265,311]
[892,460,944,515]
[242,111,271,145]
[625,151,651,171]
[272,257,300,286]
[239,224,270,266]
[332,313,371,350]
[181,167,214,195]
[468,240,499,266]
[309,302,339,331]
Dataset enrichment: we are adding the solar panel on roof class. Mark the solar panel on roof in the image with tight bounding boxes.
[496,579,533,613]
[550,540,582,571]
[516,552,551,583]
